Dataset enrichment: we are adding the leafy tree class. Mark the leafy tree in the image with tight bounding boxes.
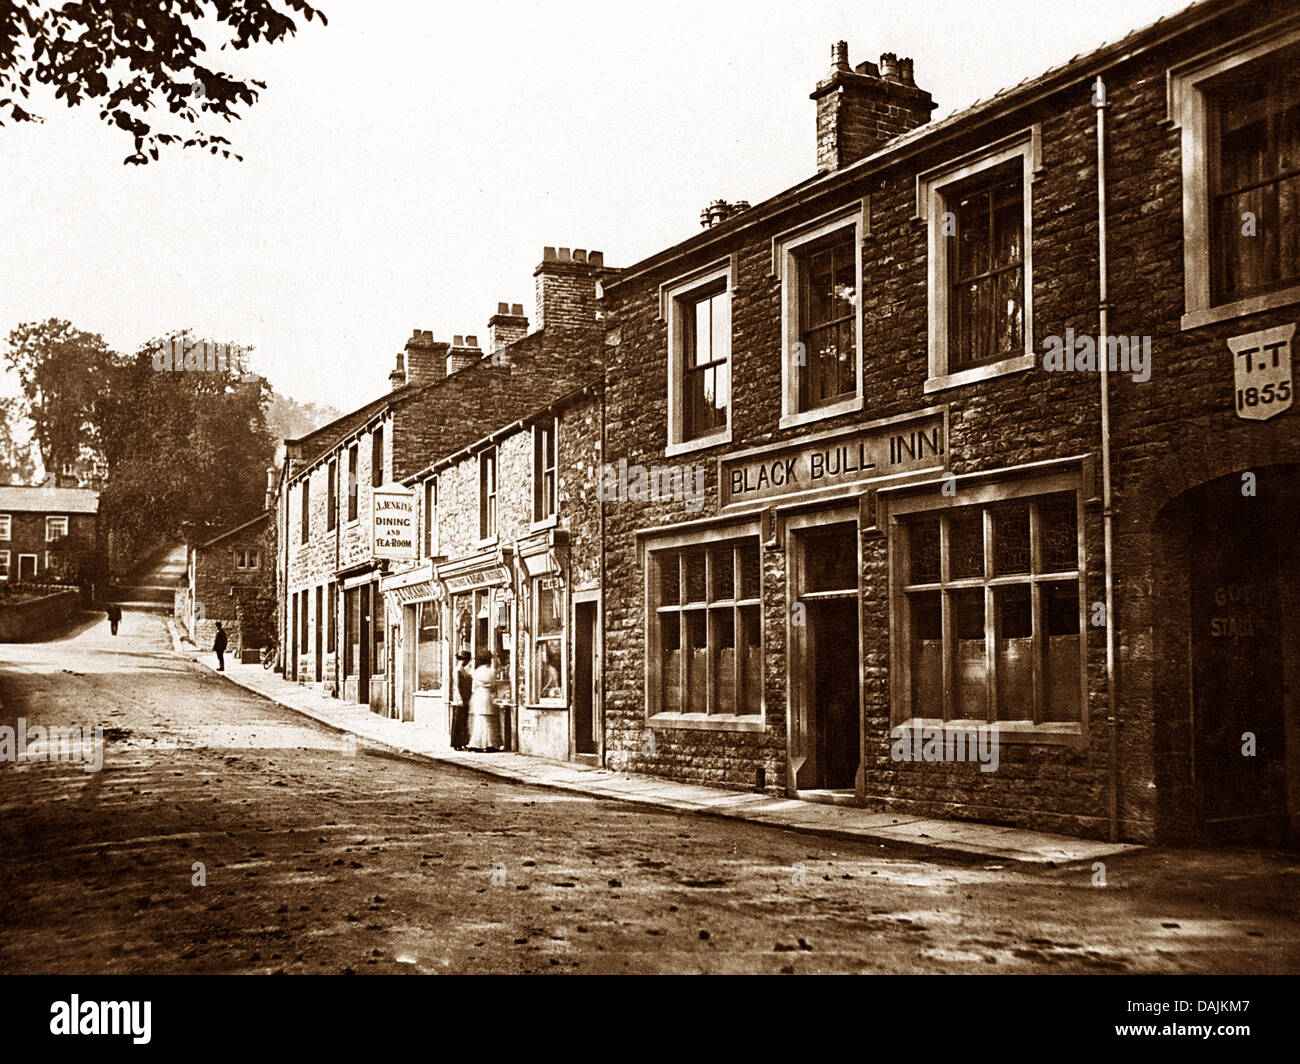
[0,0,326,164]
[92,335,275,570]
[0,396,38,484]
[4,318,116,478]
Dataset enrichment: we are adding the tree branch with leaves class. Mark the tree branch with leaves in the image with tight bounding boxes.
[0,0,326,164]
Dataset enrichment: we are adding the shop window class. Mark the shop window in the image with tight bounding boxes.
[46,516,68,542]
[327,458,337,531]
[1171,32,1300,327]
[479,447,497,540]
[531,576,564,702]
[417,601,444,694]
[919,132,1036,391]
[651,539,762,719]
[347,443,359,522]
[899,493,1081,725]
[533,421,557,523]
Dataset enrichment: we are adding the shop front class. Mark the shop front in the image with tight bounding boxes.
[381,560,448,729]
[440,548,515,751]
[339,570,383,709]
[516,529,572,761]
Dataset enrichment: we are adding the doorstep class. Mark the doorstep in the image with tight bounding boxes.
[168,622,1141,867]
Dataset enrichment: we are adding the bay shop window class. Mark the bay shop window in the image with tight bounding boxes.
[891,488,1085,730]
[647,535,763,722]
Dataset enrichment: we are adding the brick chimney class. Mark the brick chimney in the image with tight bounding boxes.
[487,302,529,355]
[388,351,406,391]
[446,334,482,376]
[404,328,448,388]
[811,42,935,172]
[534,247,605,330]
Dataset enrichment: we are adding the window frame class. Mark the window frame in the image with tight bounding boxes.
[0,514,10,540]
[45,515,69,542]
[642,519,765,732]
[774,202,867,430]
[664,261,734,457]
[423,476,438,558]
[346,443,359,523]
[529,574,567,706]
[327,458,337,531]
[882,466,1088,744]
[478,447,498,543]
[300,479,309,544]
[0,550,9,579]
[233,548,260,571]
[918,131,1038,393]
[1170,25,1300,329]
[371,425,385,488]
[532,419,558,527]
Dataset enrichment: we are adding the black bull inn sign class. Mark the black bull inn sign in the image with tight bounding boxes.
[719,410,947,507]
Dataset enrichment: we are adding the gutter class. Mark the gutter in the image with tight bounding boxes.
[1094,76,1120,844]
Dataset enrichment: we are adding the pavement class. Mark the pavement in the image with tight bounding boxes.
[168,621,1139,868]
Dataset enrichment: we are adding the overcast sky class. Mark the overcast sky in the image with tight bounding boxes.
[0,0,1192,413]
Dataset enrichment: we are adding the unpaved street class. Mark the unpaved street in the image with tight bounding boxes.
[1,611,1296,975]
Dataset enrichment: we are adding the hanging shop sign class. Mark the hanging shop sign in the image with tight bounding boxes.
[719,409,947,507]
[372,484,417,561]
[1228,323,1293,422]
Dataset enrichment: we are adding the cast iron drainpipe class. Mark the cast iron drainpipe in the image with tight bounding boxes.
[1095,76,1120,843]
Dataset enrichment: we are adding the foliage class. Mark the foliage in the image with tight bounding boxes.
[93,336,275,570]
[0,0,326,164]
[4,318,116,477]
[0,396,38,484]
[265,391,342,446]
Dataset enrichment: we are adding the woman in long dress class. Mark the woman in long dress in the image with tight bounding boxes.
[467,650,502,752]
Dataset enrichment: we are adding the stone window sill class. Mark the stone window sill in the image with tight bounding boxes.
[892,717,1086,747]
[648,712,766,733]
[778,394,863,431]
[924,353,1034,393]
[1181,285,1300,330]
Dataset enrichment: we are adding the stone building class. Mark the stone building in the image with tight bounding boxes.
[383,382,604,760]
[596,0,1300,844]
[273,249,613,714]
[180,511,272,659]
[0,485,99,584]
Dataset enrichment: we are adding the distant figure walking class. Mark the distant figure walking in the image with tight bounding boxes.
[451,650,472,750]
[466,649,501,752]
[106,604,121,636]
[213,622,228,671]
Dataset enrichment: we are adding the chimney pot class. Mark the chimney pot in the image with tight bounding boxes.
[879,52,898,79]
[497,301,509,314]
[543,246,557,261]
[465,334,478,348]
[453,334,464,347]
[899,57,915,85]
[588,253,602,269]
[510,302,524,315]
[832,40,850,72]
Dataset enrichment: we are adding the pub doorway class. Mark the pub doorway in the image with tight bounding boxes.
[1182,470,1295,842]
[788,516,862,797]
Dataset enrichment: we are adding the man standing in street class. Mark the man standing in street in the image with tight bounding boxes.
[213,621,228,671]
[451,650,472,750]
[106,604,121,636]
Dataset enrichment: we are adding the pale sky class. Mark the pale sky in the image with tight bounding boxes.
[0,0,1194,413]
